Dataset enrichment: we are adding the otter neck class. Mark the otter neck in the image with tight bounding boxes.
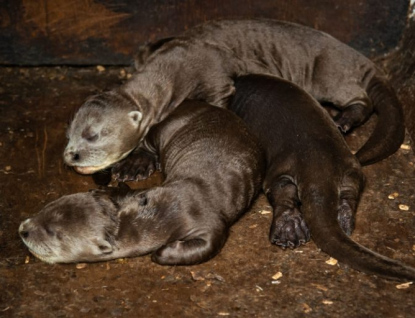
[114,189,176,255]
[121,71,185,130]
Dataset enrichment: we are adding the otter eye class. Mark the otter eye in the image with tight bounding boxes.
[45,226,55,236]
[82,128,99,142]
[86,134,98,142]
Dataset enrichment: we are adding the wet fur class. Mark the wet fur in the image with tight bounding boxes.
[229,74,415,281]
[20,101,265,265]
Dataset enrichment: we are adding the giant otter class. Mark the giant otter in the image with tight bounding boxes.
[19,100,265,265]
[64,19,404,175]
[228,74,415,281]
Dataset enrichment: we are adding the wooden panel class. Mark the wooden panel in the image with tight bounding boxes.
[0,0,409,65]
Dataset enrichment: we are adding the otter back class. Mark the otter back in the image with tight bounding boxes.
[229,74,415,281]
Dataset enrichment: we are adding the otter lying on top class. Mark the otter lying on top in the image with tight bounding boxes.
[64,19,404,177]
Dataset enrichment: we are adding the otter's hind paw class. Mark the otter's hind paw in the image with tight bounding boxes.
[269,208,310,248]
[337,202,355,236]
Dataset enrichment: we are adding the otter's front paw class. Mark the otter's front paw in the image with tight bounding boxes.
[334,115,353,134]
[269,208,310,248]
[112,150,158,182]
[333,103,368,134]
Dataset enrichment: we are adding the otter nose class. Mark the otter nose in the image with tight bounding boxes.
[64,151,81,163]
[71,152,80,161]
[19,219,32,239]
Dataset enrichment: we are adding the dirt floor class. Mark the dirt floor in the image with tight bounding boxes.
[0,66,414,318]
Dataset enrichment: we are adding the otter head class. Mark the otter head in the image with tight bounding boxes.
[18,191,120,263]
[64,91,143,174]
[113,187,180,256]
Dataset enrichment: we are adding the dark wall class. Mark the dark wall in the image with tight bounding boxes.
[0,0,409,65]
[386,14,415,145]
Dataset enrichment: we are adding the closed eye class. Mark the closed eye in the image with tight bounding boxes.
[86,134,99,142]
[45,226,55,236]
[81,128,99,142]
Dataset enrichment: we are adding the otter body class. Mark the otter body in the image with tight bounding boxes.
[20,101,265,265]
[229,74,415,281]
[64,19,404,174]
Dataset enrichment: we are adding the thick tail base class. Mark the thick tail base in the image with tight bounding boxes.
[356,76,405,165]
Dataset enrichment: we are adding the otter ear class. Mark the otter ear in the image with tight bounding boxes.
[94,237,113,255]
[128,111,142,128]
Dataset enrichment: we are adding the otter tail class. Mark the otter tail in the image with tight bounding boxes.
[356,76,405,165]
[302,185,415,281]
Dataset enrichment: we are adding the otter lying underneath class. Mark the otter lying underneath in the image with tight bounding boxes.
[228,74,415,281]
[19,100,265,265]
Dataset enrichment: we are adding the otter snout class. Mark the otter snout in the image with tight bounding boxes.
[19,218,59,263]
[19,218,47,242]
[19,218,57,242]
[19,218,33,240]
[63,146,108,174]
[64,148,97,174]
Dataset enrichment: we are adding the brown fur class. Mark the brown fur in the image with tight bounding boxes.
[64,19,404,174]
[20,101,265,265]
[229,74,415,281]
